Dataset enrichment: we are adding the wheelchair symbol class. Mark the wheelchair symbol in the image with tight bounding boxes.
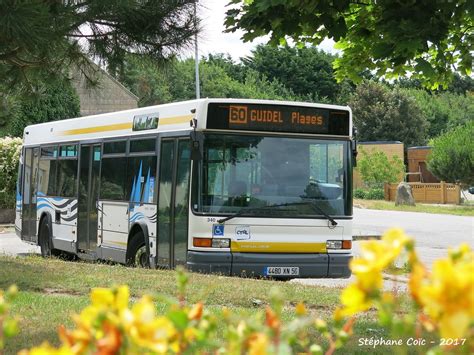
[212,224,225,236]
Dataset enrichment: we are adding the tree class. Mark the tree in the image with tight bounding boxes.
[4,79,80,137]
[225,0,473,89]
[241,45,344,102]
[428,122,474,186]
[349,81,428,146]
[0,0,197,87]
[402,88,474,138]
[119,56,299,104]
[357,148,405,188]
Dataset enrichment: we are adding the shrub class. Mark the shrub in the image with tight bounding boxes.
[0,137,22,209]
[354,188,366,199]
[358,148,405,188]
[17,229,473,354]
[428,121,474,186]
[366,188,384,200]
[354,188,385,200]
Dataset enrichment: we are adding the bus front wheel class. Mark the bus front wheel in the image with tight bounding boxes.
[127,230,149,268]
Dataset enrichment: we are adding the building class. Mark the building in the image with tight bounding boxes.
[406,146,440,183]
[71,63,138,116]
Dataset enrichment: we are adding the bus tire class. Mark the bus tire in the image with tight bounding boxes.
[39,220,52,258]
[127,230,149,268]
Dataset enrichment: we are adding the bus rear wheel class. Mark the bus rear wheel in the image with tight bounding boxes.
[39,221,52,258]
[127,230,149,268]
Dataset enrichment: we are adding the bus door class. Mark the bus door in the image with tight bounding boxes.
[157,138,191,268]
[77,144,101,252]
[21,147,39,243]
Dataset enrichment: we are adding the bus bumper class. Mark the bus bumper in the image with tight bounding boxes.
[187,251,352,279]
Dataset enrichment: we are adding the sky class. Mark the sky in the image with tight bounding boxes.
[185,0,336,61]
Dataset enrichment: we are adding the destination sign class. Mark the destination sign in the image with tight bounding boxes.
[206,103,349,135]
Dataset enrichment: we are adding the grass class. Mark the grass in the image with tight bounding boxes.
[354,199,474,216]
[0,255,413,354]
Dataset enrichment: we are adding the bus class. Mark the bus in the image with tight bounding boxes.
[15,98,356,278]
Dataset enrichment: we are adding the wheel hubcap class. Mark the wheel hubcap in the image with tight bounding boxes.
[135,246,149,267]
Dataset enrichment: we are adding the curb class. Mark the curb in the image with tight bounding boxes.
[353,235,382,241]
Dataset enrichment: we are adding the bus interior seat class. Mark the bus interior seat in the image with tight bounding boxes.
[229,180,247,197]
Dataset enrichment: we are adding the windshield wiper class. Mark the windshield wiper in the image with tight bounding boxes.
[281,201,338,227]
[217,201,337,226]
[217,205,291,224]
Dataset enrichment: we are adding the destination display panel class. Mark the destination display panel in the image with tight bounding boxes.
[206,103,350,135]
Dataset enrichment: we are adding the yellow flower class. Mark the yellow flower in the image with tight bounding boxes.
[410,244,474,339]
[115,285,130,310]
[248,332,268,355]
[184,327,197,342]
[131,295,156,324]
[408,263,427,304]
[19,342,72,355]
[295,302,307,316]
[90,288,114,308]
[339,284,373,316]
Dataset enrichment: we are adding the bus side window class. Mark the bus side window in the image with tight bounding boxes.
[127,156,157,204]
[100,157,127,200]
[57,144,78,198]
[39,146,58,196]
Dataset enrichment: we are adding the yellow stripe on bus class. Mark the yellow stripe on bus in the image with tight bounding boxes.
[62,123,133,135]
[231,241,327,253]
[159,114,193,125]
[60,114,193,136]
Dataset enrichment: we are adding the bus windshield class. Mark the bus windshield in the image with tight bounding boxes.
[192,134,351,218]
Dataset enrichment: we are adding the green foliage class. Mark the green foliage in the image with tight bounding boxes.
[354,188,385,200]
[120,56,300,104]
[0,137,22,209]
[242,45,347,103]
[349,81,428,146]
[4,79,80,137]
[402,88,474,138]
[357,148,405,188]
[428,122,474,186]
[225,0,473,89]
[0,0,197,87]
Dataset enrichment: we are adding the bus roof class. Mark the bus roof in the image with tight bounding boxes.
[22,98,351,146]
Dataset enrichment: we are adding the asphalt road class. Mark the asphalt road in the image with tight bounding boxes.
[1,208,473,290]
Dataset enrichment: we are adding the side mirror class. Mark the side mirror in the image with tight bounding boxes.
[190,131,203,161]
[352,126,358,167]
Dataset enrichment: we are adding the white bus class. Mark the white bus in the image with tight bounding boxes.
[15,99,356,278]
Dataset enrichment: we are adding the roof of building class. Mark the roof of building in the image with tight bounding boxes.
[407,146,433,150]
[359,141,402,145]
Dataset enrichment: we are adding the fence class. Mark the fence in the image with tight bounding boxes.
[384,182,461,204]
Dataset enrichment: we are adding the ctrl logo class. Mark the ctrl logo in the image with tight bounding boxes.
[235,225,251,240]
[229,105,248,124]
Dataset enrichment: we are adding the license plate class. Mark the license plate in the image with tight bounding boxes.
[265,266,299,276]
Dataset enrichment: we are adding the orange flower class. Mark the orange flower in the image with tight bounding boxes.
[188,302,203,320]
[265,306,280,330]
[96,323,122,355]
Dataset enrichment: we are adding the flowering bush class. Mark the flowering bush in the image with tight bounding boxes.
[0,137,22,209]
[0,285,19,354]
[11,229,474,354]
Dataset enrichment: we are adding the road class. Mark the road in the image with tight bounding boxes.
[296,207,473,289]
[1,208,473,290]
